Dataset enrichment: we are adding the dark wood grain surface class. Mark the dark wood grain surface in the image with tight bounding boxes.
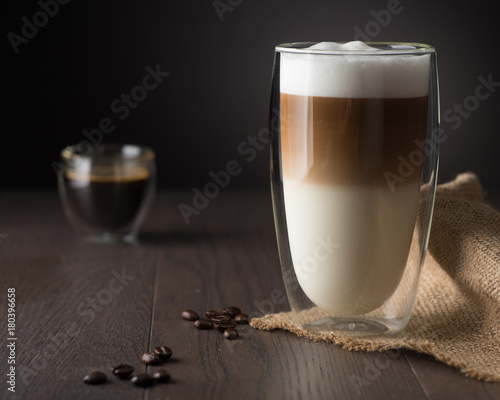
[1,189,499,400]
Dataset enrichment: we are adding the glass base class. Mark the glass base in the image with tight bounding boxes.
[302,316,401,336]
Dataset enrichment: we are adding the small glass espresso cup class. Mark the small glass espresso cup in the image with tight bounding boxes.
[270,42,440,335]
[57,143,156,243]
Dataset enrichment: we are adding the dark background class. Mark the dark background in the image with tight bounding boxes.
[2,0,499,192]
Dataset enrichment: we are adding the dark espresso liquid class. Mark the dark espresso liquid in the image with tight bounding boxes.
[280,94,428,185]
[64,169,150,232]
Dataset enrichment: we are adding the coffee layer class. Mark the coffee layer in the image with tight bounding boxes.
[280,94,428,185]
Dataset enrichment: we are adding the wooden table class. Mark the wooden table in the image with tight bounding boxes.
[1,189,499,400]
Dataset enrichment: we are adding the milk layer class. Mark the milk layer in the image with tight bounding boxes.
[283,179,421,315]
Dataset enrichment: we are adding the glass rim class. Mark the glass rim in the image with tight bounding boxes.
[275,42,435,55]
[61,143,155,162]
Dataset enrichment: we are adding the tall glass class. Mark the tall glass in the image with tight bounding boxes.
[270,42,440,335]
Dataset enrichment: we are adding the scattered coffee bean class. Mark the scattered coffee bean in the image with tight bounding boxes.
[111,364,134,379]
[223,306,241,318]
[223,328,239,340]
[154,346,173,361]
[141,352,161,365]
[210,315,232,324]
[214,322,236,332]
[194,319,214,330]
[205,310,221,319]
[153,369,171,383]
[83,371,107,385]
[130,374,155,387]
[234,313,249,324]
[181,309,199,321]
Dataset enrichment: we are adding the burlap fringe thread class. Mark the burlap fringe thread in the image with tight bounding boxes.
[250,173,500,382]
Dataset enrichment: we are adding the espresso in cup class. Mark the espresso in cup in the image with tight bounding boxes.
[58,144,155,243]
[64,166,151,232]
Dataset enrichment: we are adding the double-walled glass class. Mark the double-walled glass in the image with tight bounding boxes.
[57,143,156,243]
[270,42,440,335]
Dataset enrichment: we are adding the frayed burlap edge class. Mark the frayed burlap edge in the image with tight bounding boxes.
[251,173,500,383]
[250,313,500,382]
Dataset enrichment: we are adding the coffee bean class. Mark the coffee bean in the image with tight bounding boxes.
[141,352,161,365]
[154,346,173,361]
[223,328,239,340]
[210,315,231,324]
[205,310,221,319]
[83,371,107,385]
[214,322,236,332]
[181,309,199,321]
[234,313,249,324]
[130,374,155,387]
[153,368,171,383]
[194,319,214,330]
[111,364,134,379]
[223,306,241,318]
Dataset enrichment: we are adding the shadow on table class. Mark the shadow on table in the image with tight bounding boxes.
[138,229,272,247]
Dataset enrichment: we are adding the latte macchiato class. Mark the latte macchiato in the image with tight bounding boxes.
[280,42,430,315]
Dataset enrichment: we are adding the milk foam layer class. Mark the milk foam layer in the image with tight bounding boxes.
[284,179,420,315]
[307,41,379,51]
[280,41,430,98]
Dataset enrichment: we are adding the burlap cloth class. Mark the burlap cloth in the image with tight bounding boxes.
[251,173,500,382]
